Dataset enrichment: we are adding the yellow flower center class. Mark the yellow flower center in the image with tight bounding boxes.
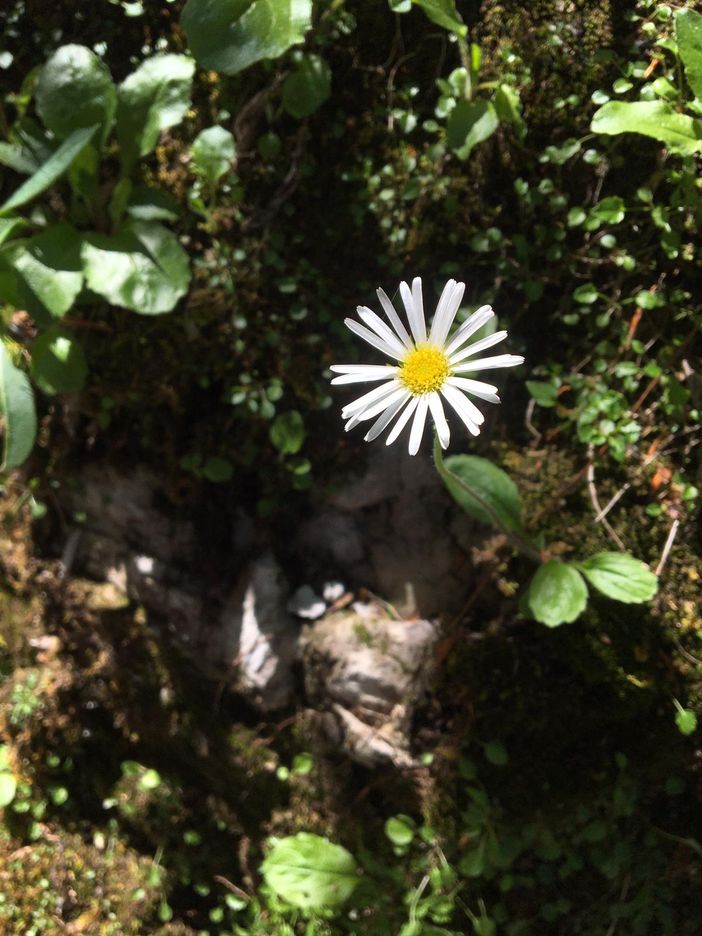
[400,344,450,395]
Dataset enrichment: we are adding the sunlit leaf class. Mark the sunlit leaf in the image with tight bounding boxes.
[591,101,702,156]
[182,0,312,76]
[0,125,98,216]
[579,552,658,604]
[0,342,37,471]
[261,833,359,909]
[36,44,116,142]
[116,55,195,169]
[526,560,588,628]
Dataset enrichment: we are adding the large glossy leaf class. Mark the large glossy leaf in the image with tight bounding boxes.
[190,126,237,185]
[30,329,88,395]
[0,342,37,471]
[260,833,359,909]
[81,220,189,314]
[447,100,499,159]
[591,101,702,156]
[282,55,332,119]
[3,225,84,323]
[526,560,588,628]
[579,552,658,604]
[675,9,702,101]
[36,45,116,141]
[182,0,312,76]
[413,0,466,36]
[116,55,195,169]
[0,125,98,217]
[442,454,524,532]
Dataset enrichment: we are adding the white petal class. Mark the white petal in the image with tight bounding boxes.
[428,392,450,449]
[331,365,398,384]
[344,318,404,360]
[408,395,430,455]
[411,277,427,341]
[400,280,426,344]
[457,354,525,372]
[376,287,413,348]
[444,305,494,357]
[430,280,464,347]
[450,330,507,365]
[441,384,482,436]
[364,395,407,442]
[342,379,400,418]
[386,396,419,447]
[446,376,500,403]
[353,386,409,423]
[356,306,408,358]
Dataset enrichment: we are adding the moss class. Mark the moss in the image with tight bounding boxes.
[0,828,161,934]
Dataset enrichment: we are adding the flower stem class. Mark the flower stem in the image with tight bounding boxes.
[433,435,542,562]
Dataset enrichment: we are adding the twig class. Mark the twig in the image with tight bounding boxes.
[525,398,541,442]
[586,454,625,550]
[673,634,702,668]
[655,518,679,577]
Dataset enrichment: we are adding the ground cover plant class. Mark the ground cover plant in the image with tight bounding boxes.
[0,0,701,933]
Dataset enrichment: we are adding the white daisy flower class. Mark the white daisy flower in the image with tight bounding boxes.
[330,277,524,455]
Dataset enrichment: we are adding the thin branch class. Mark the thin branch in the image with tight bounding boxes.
[586,454,625,551]
[655,517,679,577]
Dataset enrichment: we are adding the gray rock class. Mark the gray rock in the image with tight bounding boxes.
[294,444,474,615]
[302,602,439,766]
[217,552,298,711]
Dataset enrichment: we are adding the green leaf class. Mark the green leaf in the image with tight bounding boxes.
[385,815,416,846]
[590,195,625,225]
[579,552,658,604]
[526,380,558,407]
[0,772,17,808]
[0,218,26,247]
[591,101,702,156]
[675,706,697,736]
[442,454,524,532]
[126,185,180,222]
[282,55,332,119]
[35,45,116,142]
[182,0,313,76]
[202,456,233,482]
[412,0,466,36]
[675,9,702,101]
[484,741,509,766]
[30,330,88,395]
[3,225,84,322]
[526,560,588,628]
[270,410,305,454]
[0,342,37,471]
[260,833,359,909]
[190,126,237,185]
[573,283,598,304]
[116,55,195,169]
[0,125,98,217]
[494,84,526,139]
[81,220,189,315]
[447,100,499,159]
